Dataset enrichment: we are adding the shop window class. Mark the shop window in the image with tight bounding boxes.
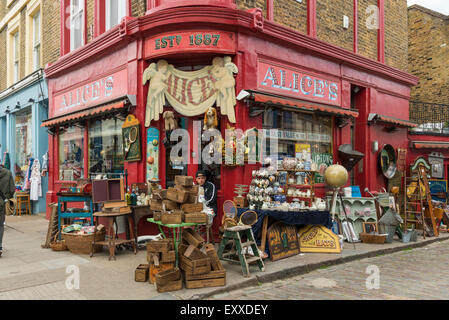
[15,109,33,185]
[88,117,124,177]
[106,0,127,31]
[59,126,84,181]
[70,0,84,51]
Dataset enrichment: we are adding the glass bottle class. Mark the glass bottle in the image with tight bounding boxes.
[131,187,137,206]
[125,187,131,205]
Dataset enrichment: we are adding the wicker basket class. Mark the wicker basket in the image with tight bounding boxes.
[50,232,68,251]
[62,229,106,254]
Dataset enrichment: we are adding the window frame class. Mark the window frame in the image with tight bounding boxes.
[105,0,127,31]
[32,11,41,71]
[13,31,20,83]
[70,0,85,51]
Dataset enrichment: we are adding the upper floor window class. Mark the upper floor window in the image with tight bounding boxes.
[13,32,19,83]
[106,0,127,31]
[70,0,84,51]
[33,11,41,71]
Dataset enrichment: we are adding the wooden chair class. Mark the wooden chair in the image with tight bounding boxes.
[16,192,31,216]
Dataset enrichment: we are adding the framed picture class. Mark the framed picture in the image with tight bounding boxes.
[363,222,378,234]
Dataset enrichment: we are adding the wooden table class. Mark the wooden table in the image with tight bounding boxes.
[130,205,153,244]
[92,211,137,261]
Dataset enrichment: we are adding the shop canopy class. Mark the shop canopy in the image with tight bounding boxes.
[41,98,133,128]
[411,141,449,149]
[253,92,359,118]
[368,113,418,128]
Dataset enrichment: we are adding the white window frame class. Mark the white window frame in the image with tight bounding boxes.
[32,11,41,71]
[70,0,85,51]
[106,0,127,31]
[13,31,20,83]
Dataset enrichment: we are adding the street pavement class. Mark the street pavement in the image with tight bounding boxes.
[1,214,449,300]
[208,240,449,300]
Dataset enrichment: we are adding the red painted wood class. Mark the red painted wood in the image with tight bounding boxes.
[146,0,236,14]
[266,0,273,21]
[353,0,358,53]
[307,0,317,38]
[377,0,385,63]
[94,0,106,38]
[60,0,71,56]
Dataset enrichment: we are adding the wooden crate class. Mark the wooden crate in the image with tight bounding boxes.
[155,268,181,286]
[182,228,205,248]
[181,203,204,213]
[149,262,175,284]
[161,210,183,225]
[152,189,167,200]
[150,200,163,211]
[187,192,198,204]
[162,200,179,211]
[135,264,149,282]
[204,243,224,271]
[153,210,162,221]
[179,255,211,275]
[167,187,189,204]
[179,244,207,260]
[175,176,194,186]
[147,239,173,253]
[359,233,386,244]
[183,212,207,224]
[147,252,161,265]
[161,250,176,263]
[156,278,183,293]
[184,270,226,289]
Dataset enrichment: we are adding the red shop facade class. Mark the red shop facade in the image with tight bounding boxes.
[43,0,418,236]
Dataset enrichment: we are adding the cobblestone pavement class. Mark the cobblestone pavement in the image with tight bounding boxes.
[208,241,449,300]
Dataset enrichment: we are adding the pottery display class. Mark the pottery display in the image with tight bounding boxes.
[283,157,297,170]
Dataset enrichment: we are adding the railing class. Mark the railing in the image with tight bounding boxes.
[409,101,449,134]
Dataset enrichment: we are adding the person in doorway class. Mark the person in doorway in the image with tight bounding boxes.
[0,164,15,257]
[195,170,217,216]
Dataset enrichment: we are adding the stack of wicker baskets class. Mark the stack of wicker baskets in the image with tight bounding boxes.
[62,229,106,254]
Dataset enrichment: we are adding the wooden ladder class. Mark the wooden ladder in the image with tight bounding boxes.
[403,174,428,239]
[217,225,265,278]
[418,165,439,237]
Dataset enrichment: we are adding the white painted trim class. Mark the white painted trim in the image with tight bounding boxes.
[0,0,28,32]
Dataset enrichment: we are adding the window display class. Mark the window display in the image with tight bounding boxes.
[59,126,84,181]
[15,109,33,184]
[88,118,124,176]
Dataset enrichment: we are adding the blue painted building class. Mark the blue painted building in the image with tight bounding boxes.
[0,69,48,214]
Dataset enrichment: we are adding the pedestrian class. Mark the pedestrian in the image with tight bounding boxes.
[0,164,15,257]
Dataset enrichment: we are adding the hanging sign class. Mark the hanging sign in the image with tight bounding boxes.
[147,127,160,182]
[143,56,238,127]
[298,225,342,254]
[258,60,341,106]
[122,114,141,162]
[144,30,236,58]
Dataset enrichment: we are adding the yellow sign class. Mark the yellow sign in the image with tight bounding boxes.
[298,225,342,254]
[296,143,311,153]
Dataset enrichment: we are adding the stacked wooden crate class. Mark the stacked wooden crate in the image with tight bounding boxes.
[155,268,182,293]
[146,238,176,284]
[180,228,226,289]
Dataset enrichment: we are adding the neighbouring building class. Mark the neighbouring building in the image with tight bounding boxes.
[0,0,60,213]
[42,0,418,238]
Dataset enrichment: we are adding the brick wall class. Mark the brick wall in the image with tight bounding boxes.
[0,29,6,91]
[42,0,60,66]
[408,5,449,105]
[385,0,408,71]
[131,0,146,17]
[357,0,378,61]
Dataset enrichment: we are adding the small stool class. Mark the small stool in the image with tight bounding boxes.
[217,225,265,277]
[16,193,31,216]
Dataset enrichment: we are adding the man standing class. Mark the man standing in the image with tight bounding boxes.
[195,170,217,215]
[0,165,15,257]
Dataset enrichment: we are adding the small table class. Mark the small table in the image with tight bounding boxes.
[147,218,205,268]
[92,211,137,261]
[130,205,153,244]
[16,192,31,216]
[57,194,94,239]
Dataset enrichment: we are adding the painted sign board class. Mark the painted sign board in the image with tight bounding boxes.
[53,68,128,117]
[267,222,300,261]
[144,30,236,58]
[122,114,141,162]
[258,60,342,106]
[147,127,160,183]
[429,179,447,203]
[298,225,342,253]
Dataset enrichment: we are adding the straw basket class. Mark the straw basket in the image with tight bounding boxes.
[62,229,106,254]
[50,231,68,251]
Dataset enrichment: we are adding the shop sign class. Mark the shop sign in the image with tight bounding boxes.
[144,30,236,58]
[298,225,341,254]
[258,60,341,106]
[267,222,301,261]
[263,129,330,143]
[54,69,128,117]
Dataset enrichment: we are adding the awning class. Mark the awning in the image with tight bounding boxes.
[41,100,127,127]
[368,113,418,128]
[253,93,359,118]
[412,141,449,149]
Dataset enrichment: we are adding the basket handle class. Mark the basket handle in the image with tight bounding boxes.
[53,230,61,243]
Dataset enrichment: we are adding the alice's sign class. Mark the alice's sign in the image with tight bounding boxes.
[53,69,128,117]
[143,56,238,127]
[258,61,341,106]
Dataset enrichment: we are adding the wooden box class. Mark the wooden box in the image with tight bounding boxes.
[182,228,205,248]
[183,212,207,224]
[204,243,224,271]
[92,179,125,203]
[359,233,386,244]
[153,210,162,221]
[234,196,248,208]
[179,255,211,275]
[184,270,226,289]
[181,203,204,213]
[187,192,198,204]
[147,252,161,265]
[155,268,181,286]
[150,199,163,211]
[179,244,207,260]
[161,250,176,263]
[156,278,183,293]
[163,200,179,211]
[135,264,149,282]
[147,239,173,253]
[167,187,189,204]
[175,176,194,187]
[161,210,183,225]
[152,189,167,200]
[149,262,175,284]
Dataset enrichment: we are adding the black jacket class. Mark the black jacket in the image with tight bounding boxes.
[0,167,15,213]
[203,181,217,214]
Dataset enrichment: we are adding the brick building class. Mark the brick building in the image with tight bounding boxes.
[0,0,60,213]
[407,4,449,188]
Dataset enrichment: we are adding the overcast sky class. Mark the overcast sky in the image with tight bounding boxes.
[407,0,449,15]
